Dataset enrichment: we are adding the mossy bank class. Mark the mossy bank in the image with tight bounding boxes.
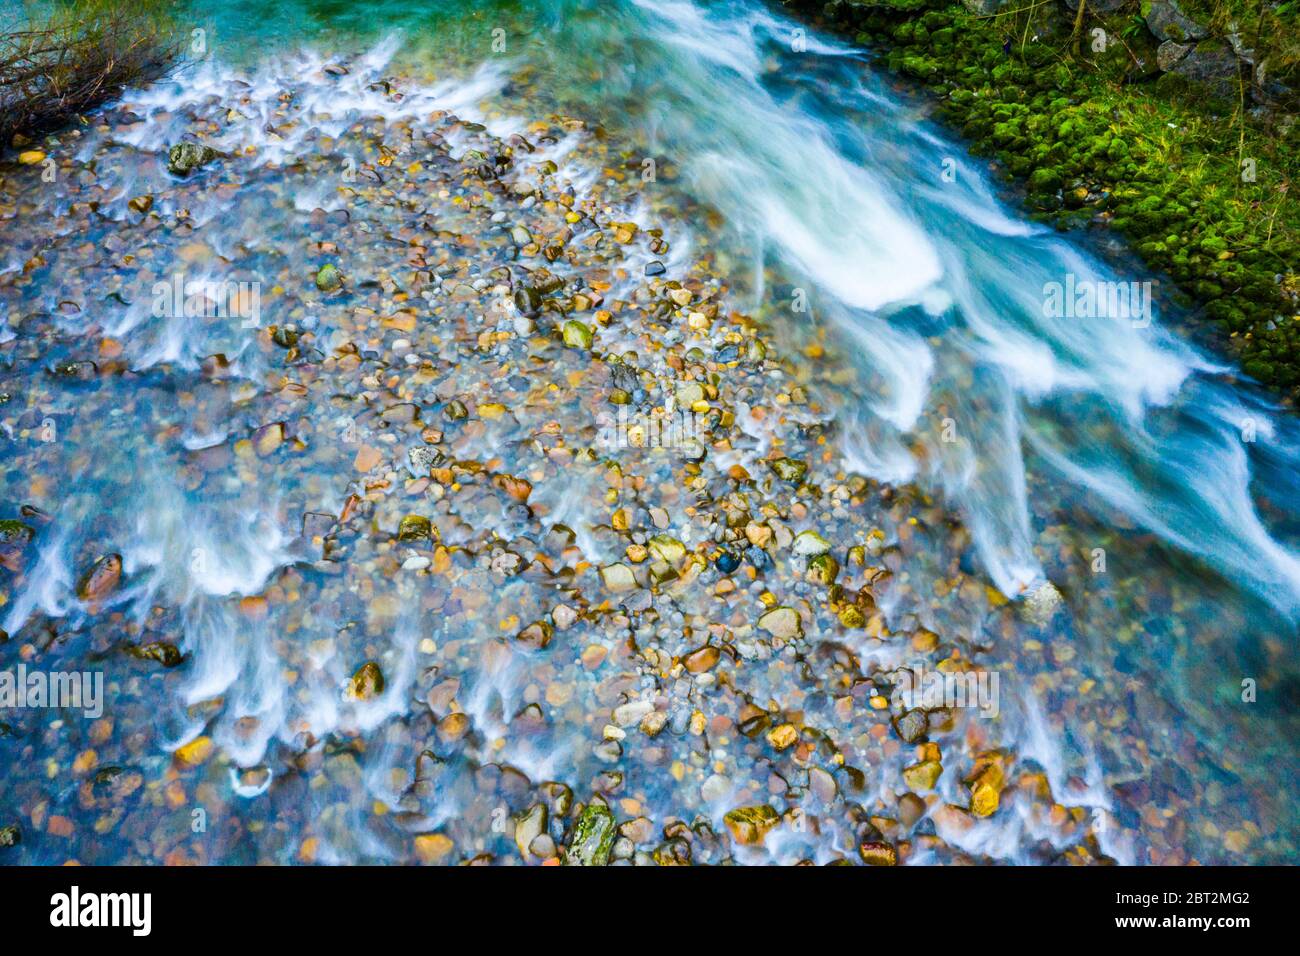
[783,0,1300,398]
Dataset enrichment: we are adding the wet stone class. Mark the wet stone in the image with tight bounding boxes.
[565,803,616,866]
[167,141,219,176]
[682,645,720,674]
[858,841,898,866]
[769,457,808,484]
[898,793,927,829]
[77,553,122,603]
[758,606,802,640]
[715,550,741,574]
[1023,581,1063,625]
[516,620,553,650]
[254,422,285,456]
[600,563,637,592]
[315,262,343,292]
[903,759,942,792]
[350,661,385,700]
[301,512,335,538]
[767,723,799,750]
[792,530,831,556]
[397,515,434,542]
[809,767,838,805]
[562,319,594,350]
[126,642,184,668]
[724,805,779,846]
[551,604,579,630]
[893,709,929,744]
[970,781,1000,818]
[515,804,547,860]
[613,699,655,727]
[806,553,838,585]
[0,520,34,571]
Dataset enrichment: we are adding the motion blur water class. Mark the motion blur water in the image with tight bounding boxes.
[550,0,1300,613]
[498,0,1300,784]
[459,0,1300,841]
[164,0,1300,605]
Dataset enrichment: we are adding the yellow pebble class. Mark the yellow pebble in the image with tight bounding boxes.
[175,736,214,767]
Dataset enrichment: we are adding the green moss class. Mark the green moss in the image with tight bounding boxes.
[0,519,33,539]
[0,519,34,562]
[782,0,1300,397]
[565,802,616,865]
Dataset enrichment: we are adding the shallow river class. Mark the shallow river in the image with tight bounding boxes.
[0,0,1296,864]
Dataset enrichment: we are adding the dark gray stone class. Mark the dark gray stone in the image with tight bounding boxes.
[1169,40,1243,99]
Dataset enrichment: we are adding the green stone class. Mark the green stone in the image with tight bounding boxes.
[315,263,343,292]
[565,803,616,865]
[126,642,184,667]
[397,515,433,542]
[350,661,385,700]
[167,141,218,176]
[769,457,807,484]
[647,534,686,564]
[0,520,34,566]
[838,605,866,628]
[903,759,942,791]
[807,553,839,585]
[563,320,594,350]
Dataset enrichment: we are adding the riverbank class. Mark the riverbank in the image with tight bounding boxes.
[0,0,177,149]
[783,0,1300,399]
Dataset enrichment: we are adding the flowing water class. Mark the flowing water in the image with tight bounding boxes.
[0,0,1296,865]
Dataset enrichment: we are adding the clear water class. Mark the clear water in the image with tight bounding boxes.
[0,0,1295,864]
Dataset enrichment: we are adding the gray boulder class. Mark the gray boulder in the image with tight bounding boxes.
[1168,40,1242,99]
[1144,0,1209,43]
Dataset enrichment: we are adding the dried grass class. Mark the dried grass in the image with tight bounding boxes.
[0,0,178,147]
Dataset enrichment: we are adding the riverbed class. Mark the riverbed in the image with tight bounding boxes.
[0,0,1296,865]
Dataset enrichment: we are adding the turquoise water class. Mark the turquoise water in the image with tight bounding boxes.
[0,0,1296,864]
